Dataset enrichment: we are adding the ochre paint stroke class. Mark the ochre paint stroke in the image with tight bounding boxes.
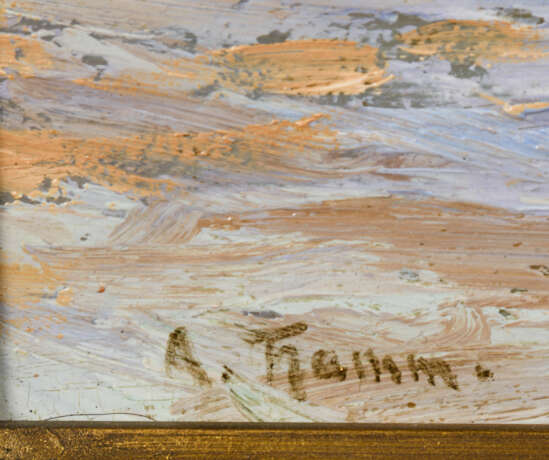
[11,36,392,100]
[72,61,217,98]
[72,74,179,98]
[478,93,549,117]
[0,34,55,77]
[208,40,393,96]
[0,114,336,196]
[199,196,549,301]
[399,20,546,64]
[72,40,392,99]
[19,196,549,366]
[0,262,63,308]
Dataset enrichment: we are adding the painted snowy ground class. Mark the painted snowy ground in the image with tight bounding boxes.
[1,0,549,422]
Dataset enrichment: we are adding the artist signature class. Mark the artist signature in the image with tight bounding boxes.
[165,322,494,401]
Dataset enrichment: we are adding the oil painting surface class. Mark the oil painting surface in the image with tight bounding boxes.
[1,0,549,422]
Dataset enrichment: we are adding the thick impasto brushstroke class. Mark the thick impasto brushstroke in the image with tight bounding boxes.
[208,40,394,95]
[1,0,549,423]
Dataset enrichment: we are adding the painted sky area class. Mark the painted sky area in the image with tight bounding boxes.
[1,0,549,422]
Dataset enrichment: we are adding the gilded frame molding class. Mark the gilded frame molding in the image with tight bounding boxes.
[1,422,549,458]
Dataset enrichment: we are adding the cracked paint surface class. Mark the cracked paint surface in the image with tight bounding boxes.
[1,0,549,422]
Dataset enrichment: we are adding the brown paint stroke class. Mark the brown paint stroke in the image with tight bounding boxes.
[382,355,402,384]
[530,265,549,277]
[407,354,458,390]
[165,327,211,387]
[475,364,494,382]
[353,350,402,384]
[352,349,382,383]
[366,348,382,383]
[278,345,306,401]
[244,322,307,399]
[352,351,365,381]
[221,365,234,383]
[244,322,308,346]
[222,353,304,402]
[311,350,347,382]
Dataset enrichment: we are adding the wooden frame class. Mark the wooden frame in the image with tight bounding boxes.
[1,422,549,458]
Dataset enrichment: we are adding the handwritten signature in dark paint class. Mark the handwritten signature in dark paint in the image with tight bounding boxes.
[165,322,494,401]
